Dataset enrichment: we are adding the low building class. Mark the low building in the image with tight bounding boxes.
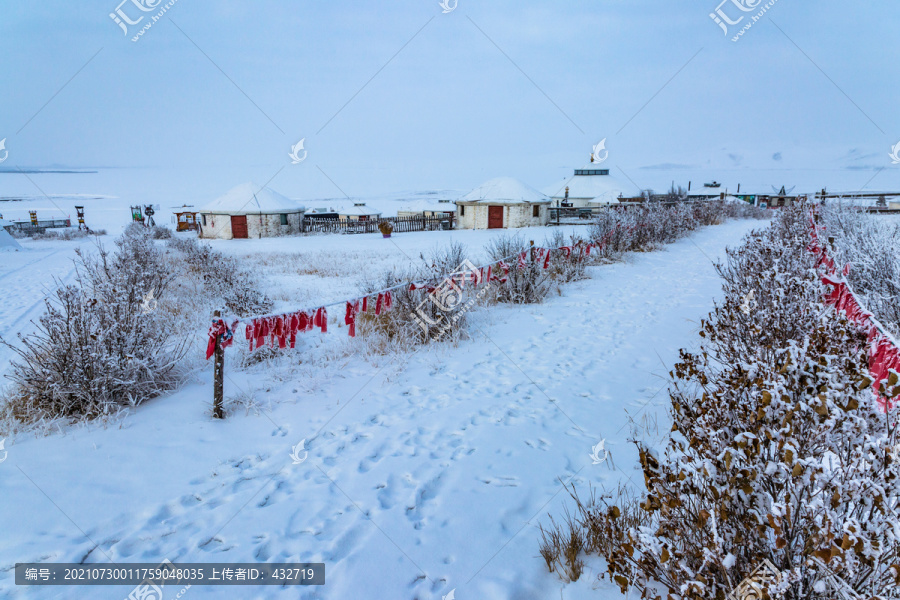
[456,177,550,229]
[543,162,626,208]
[336,203,381,221]
[397,199,456,218]
[199,182,305,239]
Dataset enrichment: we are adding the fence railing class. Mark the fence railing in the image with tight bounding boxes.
[9,218,71,235]
[301,214,454,234]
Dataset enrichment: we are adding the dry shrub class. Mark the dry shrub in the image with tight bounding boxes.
[539,482,649,583]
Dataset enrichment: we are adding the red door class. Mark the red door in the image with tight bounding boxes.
[488,206,504,229]
[230,215,248,239]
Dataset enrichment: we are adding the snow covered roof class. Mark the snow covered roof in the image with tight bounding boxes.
[458,177,550,204]
[543,170,627,200]
[201,182,305,215]
[397,199,455,213]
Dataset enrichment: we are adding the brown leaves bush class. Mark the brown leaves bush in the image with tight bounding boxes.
[551,206,900,599]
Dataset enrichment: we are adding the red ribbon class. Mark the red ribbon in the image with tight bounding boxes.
[345,300,360,337]
[206,319,235,360]
[314,307,327,333]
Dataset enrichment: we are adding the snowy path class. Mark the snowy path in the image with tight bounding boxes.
[0,219,763,600]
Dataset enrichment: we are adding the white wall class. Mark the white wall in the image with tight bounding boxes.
[456,203,549,229]
[200,212,302,239]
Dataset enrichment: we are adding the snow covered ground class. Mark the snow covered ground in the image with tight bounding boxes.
[0,218,763,600]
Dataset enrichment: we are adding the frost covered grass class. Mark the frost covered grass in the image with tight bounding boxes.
[545,205,900,599]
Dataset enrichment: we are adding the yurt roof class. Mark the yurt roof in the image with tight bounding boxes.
[458,177,550,205]
[543,170,627,200]
[201,182,305,215]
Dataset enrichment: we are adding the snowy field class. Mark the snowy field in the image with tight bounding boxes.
[0,217,764,599]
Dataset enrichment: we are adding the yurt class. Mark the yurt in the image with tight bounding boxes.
[455,177,550,229]
[543,163,626,208]
[199,182,305,239]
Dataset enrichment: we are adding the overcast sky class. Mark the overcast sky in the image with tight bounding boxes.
[1,0,898,202]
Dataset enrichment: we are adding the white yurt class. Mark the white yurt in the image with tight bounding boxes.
[199,182,305,239]
[455,177,550,229]
[544,163,626,208]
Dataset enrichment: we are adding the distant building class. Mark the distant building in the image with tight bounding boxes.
[199,182,305,239]
[397,199,456,218]
[543,163,626,208]
[336,203,381,221]
[456,177,550,229]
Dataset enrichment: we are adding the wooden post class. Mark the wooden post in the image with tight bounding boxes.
[529,240,535,263]
[212,310,225,419]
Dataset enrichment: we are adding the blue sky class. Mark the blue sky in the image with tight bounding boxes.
[1,0,898,202]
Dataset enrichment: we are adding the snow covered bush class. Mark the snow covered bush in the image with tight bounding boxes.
[550,206,900,599]
[485,233,552,304]
[819,205,900,337]
[166,235,272,317]
[1,227,187,423]
[588,201,768,262]
[29,228,107,240]
[544,230,590,282]
[149,225,172,239]
[358,244,483,349]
